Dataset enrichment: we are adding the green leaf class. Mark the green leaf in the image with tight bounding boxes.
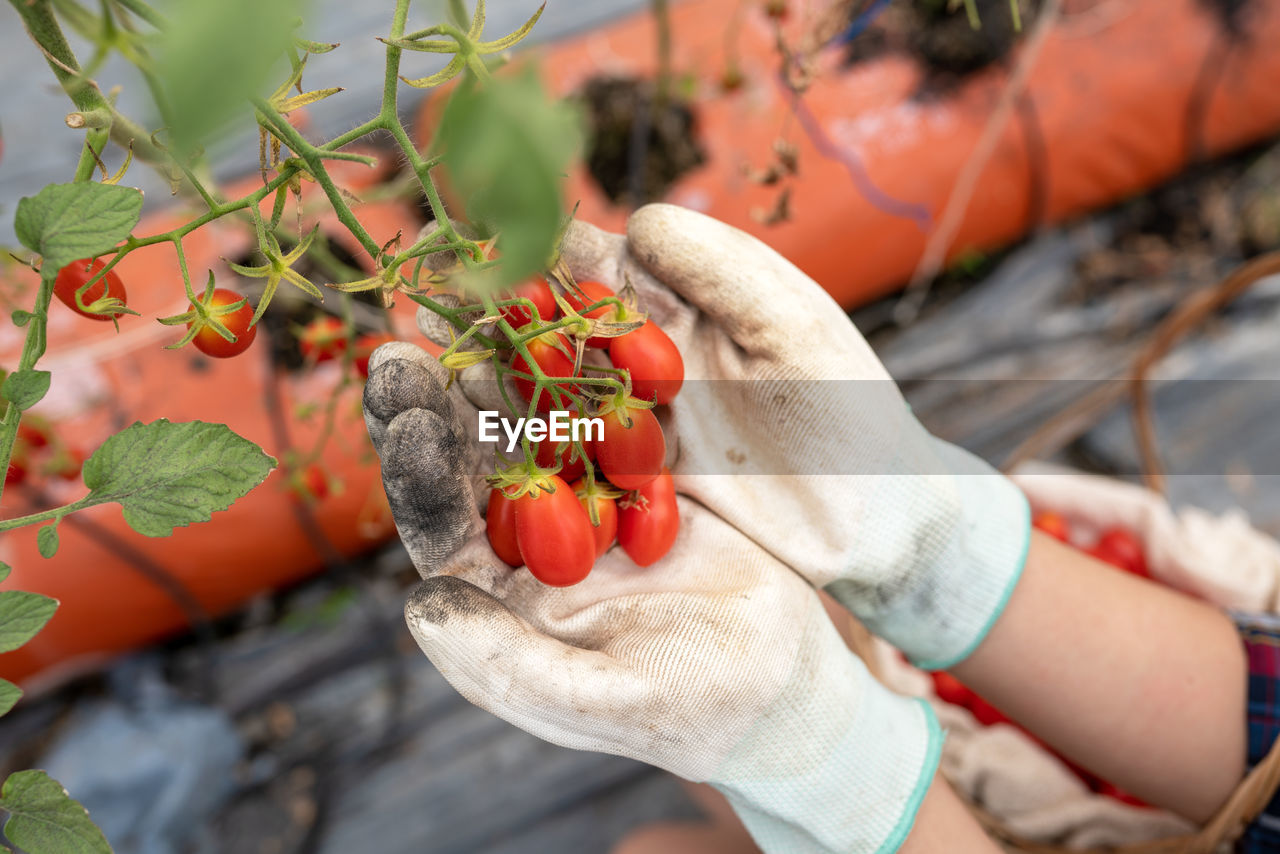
[0,592,58,654]
[12,310,34,328]
[0,771,112,854]
[436,69,582,289]
[155,0,303,154]
[14,183,143,271]
[0,679,22,717]
[0,562,10,583]
[36,524,59,559]
[82,420,276,537]
[2,371,51,411]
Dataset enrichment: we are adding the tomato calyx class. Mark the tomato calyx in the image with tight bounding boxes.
[572,478,624,526]
[596,393,655,428]
[554,276,647,347]
[486,462,564,501]
[158,272,255,350]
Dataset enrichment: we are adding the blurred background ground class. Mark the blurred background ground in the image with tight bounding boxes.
[3,1,1280,852]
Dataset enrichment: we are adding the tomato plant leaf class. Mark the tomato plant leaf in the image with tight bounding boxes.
[0,592,58,654]
[14,183,142,271]
[436,69,582,289]
[155,0,302,154]
[0,679,21,718]
[2,371,51,412]
[0,562,10,583]
[81,420,276,537]
[36,524,59,559]
[0,771,112,854]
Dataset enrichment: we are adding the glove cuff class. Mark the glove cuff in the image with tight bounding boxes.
[711,646,943,854]
[856,439,1031,670]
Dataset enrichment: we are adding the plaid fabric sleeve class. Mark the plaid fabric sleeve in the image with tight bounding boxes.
[1233,610,1280,854]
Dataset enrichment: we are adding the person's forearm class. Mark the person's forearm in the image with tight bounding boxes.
[951,530,1247,821]
[897,773,1003,854]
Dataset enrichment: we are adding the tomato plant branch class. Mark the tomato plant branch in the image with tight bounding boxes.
[11,0,168,167]
[0,276,55,505]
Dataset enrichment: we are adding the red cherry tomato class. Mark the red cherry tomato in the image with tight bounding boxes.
[1090,527,1149,578]
[534,434,594,482]
[966,694,1012,728]
[564,280,623,348]
[1033,511,1071,543]
[48,447,84,482]
[617,468,679,567]
[609,320,684,405]
[572,479,618,558]
[5,459,26,487]
[512,333,578,412]
[931,672,976,708]
[596,406,666,491]
[354,332,395,379]
[500,277,556,329]
[299,316,347,363]
[303,464,329,501]
[16,420,51,450]
[54,258,128,321]
[189,289,257,359]
[513,476,596,585]
[486,486,524,568]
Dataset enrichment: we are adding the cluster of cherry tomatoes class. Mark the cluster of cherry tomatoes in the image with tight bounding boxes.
[484,277,685,587]
[5,416,83,487]
[931,513,1151,807]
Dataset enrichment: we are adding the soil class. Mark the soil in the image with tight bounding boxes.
[1071,139,1280,303]
[579,76,706,206]
[843,0,1042,87]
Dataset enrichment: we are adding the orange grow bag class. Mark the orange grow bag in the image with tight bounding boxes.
[0,155,425,689]
[419,0,1280,309]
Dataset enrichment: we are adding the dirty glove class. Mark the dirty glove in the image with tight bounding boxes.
[365,344,942,854]
[561,205,1030,670]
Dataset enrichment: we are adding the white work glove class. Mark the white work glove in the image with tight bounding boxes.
[362,214,958,854]
[560,205,1031,670]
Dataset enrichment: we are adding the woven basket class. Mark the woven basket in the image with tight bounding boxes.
[965,250,1280,852]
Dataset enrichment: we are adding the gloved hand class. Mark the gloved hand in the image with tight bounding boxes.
[558,205,1031,670]
[365,342,941,854]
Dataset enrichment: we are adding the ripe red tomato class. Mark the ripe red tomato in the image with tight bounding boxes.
[16,420,51,450]
[564,280,623,347]
[512,333,578,412]
[1033,511,1071,543]
[513,476,596,585]
[534,435,594,482]
[354,332,395,379]
[931,672,976,708]
[617,468,679,567]
[297,463,329,502]
[609,320,684,405]
[54,258,128,321]
[486,486,524,568]
[572,478,617,558]
[48,447,84,482]
[596,406,665,490]
[300,316,347,363]
[1090,527,1148,578]
[190,289,257,359]
[966,694,1012,728]
[500,277,556,329]
[5,458,26,487]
